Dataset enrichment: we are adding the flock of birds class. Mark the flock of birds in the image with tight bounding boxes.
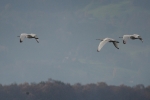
[17,33,143,95]
[18,33,143,52]
[96,34,143,52]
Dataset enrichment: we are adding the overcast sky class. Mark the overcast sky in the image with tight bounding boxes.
[0,0,150,86]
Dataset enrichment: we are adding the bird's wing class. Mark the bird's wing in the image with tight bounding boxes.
[27,34,33,38]
[123,35,130,44]
[34,35,38,39]
[113,42,119,49]
[133,34,138,36]
[35,39,39,43]
[20,34,27,43]
[139,38,143,43]
[97,40,108,52]
[34,35,39,43]
[137,35,143,43]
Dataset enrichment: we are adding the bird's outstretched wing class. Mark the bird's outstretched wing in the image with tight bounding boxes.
[97,40,108,52]
[35,39,39,43]
[139,38,143,43]
[20,34,27,43]
[137,36,143,43]
[113,42,119,49]
[123,35,130,44]
[34,35,39,43]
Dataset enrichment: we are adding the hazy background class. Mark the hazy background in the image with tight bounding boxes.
[0,0,150,86]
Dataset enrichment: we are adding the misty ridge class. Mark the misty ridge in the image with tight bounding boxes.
[0,79,150,100]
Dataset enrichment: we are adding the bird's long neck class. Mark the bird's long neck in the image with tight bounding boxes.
[119,37,123,38]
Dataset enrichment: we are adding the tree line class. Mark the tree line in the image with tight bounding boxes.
[0,79,150,100]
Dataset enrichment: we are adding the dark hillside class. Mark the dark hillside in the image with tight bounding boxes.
[0,79,150,100]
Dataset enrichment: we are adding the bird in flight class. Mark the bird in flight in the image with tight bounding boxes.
[18,33,39,43]
[96,38,119,52]
[119,34,143,44]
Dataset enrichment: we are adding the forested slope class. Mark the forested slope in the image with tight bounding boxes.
[0,79,150,100]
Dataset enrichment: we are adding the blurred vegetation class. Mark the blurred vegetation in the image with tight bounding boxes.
[0,79,150,100]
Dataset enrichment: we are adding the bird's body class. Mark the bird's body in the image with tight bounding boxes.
[18,33,39,43]
[96,38,119,52]
[120,34,143,44]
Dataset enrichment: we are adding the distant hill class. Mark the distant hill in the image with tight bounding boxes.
[0,79,150,100]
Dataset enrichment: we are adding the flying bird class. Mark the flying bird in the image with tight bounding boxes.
[96,38,119,52]
[119,34,143,44]
[18,33,39,43]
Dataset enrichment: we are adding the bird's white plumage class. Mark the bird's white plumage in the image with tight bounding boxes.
[121,34,143,44]
[18,33,39,43]
[123,35,132,44]
[97,38,119,52]
[20,33,28,42]
[97,39,109,52]
[133,34,139,38]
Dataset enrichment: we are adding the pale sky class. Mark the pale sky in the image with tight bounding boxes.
[0,0,150,86]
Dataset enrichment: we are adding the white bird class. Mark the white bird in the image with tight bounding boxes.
[119,34,143,44]
[18,33,39,43]
[96,38,119,52]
